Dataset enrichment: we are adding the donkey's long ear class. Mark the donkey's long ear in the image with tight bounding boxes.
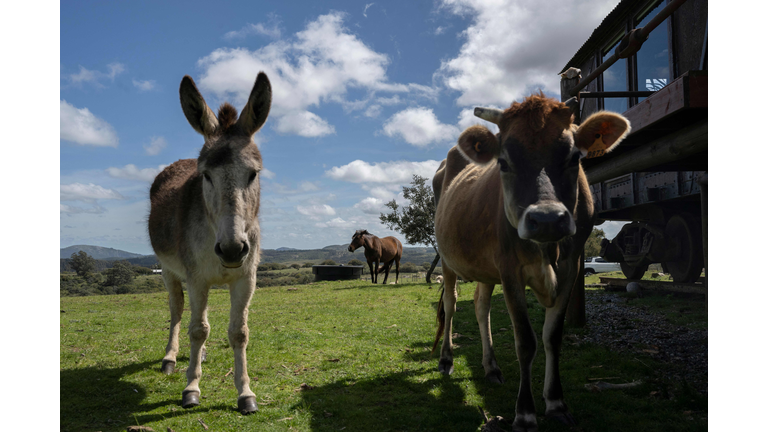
[574,111,631,159]
[179,75,219,137]
[237,72,272,136]
[457,125,499,165]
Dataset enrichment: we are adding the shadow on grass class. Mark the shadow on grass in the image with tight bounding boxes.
[60,358,235,432]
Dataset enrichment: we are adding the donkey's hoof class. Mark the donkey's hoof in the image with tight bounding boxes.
[546,410,576,426]
[485,369,504,384]
[237,396,258,414]
[438,359,454,375]
[160,360,176,375]
[181,390,200,408]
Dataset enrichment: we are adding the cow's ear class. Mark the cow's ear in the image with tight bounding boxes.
[457,125,499,165]
[575,112,631,159]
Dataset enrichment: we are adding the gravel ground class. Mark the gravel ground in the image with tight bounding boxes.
[574,290,708,395]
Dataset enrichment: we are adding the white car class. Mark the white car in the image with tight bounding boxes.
[583,257,622,276]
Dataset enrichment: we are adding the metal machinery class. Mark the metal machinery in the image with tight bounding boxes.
[559,0,707,324]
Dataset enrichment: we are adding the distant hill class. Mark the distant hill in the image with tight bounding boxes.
[60,245,145,260]
[60,244,439,272]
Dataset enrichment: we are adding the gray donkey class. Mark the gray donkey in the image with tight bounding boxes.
[148,72,271,414]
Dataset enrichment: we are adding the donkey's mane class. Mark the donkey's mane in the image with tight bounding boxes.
[500,92,571,138]
[217,103,239,132]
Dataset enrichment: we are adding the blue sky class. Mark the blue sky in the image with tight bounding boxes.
[60,0,627,255]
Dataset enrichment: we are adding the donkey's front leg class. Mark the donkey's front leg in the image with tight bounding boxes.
[229,275,258,414]
[161,271,184,374]
[181,280,210,409]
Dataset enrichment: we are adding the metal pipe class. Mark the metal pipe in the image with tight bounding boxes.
[569,0,690,97]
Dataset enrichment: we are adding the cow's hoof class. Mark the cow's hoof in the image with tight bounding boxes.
[237,396,258,415]
[485,369,504,384]
[438,359,454,375]
[181,390,200,408]
[511,414,538,432]
[546,410,576,426]
[160,360,175,375]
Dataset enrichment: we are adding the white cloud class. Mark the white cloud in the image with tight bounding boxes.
[106,164,168,182]
[60,204,107,215]
[325,160,441,184]
[363,3,375,17]
[132,79,156,91]
[68,62,125,86]
[196,12,432,137]
[382,107,460,147]
[315,217,356,229]
[60,100,119,147]
[354,197,386,214]
[224,18,282,39]
[436,0,620,106]
[364,104,382,118]
[296,204,336,220]
[299,181,320,192]
[61,183,124,203]
[434,26,447,35]
[144,136,167,155]
[261,168,276,179]
[274,110,335,137]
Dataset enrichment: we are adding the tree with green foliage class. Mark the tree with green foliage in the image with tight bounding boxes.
[380,175,440,283]
[320,259,337,266]
[585,228,607,258]
[70,251,96,277]
[348,259,364,266]
[104,260,135,287]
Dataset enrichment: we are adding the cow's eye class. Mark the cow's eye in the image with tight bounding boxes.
[498,158,512,173]
[248,171,258,185]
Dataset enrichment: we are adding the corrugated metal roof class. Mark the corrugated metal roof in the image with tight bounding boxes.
[559,0,645,74]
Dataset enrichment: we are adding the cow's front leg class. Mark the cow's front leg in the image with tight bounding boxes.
[437,266,458,374]
[501,276,538,432]
[542,261,579,426]
[229,275,258,414]
[474,282,503,383]
[182,280,210,409]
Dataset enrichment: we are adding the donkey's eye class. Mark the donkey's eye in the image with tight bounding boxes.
[498,158,511,173]
[203,173,212,183]
[248,171,258,185]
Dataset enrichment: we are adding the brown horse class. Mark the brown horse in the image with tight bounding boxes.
[348,230,402,284]
[148,72,271,414]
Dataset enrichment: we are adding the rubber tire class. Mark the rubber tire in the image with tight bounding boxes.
[664,214,704,283]
[621,261,648,280]
[584,269,595,277]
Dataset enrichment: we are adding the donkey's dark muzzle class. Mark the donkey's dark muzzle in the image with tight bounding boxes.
[215,241,250,267]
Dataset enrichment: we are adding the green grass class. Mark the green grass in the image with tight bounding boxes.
[61,280,706,431]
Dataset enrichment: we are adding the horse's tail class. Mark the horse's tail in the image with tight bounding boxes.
[431,282,446,354]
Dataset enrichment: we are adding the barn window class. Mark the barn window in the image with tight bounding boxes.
[600,32,628,113]
[634,0,670,103]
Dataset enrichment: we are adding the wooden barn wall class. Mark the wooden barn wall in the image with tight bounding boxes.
[672,0,708,76]
[578,55,600,121]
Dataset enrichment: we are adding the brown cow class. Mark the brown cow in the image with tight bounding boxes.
[432,94,630,431]
[348,230,402,284]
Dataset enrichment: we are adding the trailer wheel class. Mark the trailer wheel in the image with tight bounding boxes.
[663,214,703,283]
[620,261,648,279]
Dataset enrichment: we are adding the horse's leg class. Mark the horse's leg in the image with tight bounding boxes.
[368,261,375,283]
[438,266,458,374]
[161,271,184,374]
[181,278,210,409]
[374,260,380,284]
[229,274,258,414]
[542,261,579,426]
[382,260,392,284]
[394,258,399,284]
[475,282,503,383]
[500,274,538,432]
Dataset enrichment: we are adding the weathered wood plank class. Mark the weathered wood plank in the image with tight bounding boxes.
[598,277,706,295]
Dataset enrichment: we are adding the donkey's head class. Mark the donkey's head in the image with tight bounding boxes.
[348,230,370,252]
[457,94,630,243]
[179,72,271,268]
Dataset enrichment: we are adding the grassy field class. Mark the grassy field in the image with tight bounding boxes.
[60,279,706,431]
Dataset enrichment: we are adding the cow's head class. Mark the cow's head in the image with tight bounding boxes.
[457,94,630,243]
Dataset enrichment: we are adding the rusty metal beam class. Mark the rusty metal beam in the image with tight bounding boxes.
[585,120,707,184]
